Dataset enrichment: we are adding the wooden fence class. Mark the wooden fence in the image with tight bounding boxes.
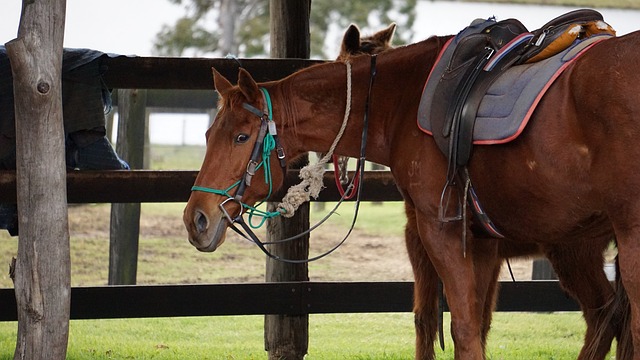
[0,281,578,321]
[0,55,580,322]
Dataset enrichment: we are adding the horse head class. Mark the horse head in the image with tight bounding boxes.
[184,30,445,253]
[184,68,287,252]
[337,23,396,61]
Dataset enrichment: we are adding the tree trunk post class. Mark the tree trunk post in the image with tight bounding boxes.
[264,2,311,360]
[108,89,146,285]
[5,0,69,359]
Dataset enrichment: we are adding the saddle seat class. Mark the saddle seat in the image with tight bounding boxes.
[520,9,616,64]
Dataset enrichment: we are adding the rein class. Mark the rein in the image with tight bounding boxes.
[192,56,378,263]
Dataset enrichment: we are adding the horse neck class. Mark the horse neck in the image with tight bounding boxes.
[269,36,447,166]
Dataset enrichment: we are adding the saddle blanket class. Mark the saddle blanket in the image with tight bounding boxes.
[417,34,612,145]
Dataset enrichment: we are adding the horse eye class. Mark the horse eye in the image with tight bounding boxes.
[235,133,250,144]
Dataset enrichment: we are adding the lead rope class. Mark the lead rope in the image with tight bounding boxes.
[277,61,353,217]
[230,55,377,263]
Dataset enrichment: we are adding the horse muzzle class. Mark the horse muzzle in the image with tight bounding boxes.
[184,207,228,252]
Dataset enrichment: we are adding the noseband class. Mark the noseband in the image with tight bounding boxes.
[192,55,378,263]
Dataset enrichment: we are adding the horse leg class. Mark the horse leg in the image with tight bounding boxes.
[404,201,439,360]
[612,226,640,360]
[606,201,640,360]
[613,256,634,360]
[405,201,502,359]
[415,212,484,360]
[470,238,502,351]
[543,239,616,360]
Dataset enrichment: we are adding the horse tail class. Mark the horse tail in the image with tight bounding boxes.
[614,256,633,360]
[583,255,632,360]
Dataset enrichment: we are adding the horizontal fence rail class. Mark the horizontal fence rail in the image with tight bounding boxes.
[102,57,325,90]
[132,89,217,112]
[0,281,578,321]
[0,170,401,203]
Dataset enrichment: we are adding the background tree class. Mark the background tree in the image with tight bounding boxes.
[153,0,416,58]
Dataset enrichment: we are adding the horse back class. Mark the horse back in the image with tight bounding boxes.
[567,30,640,136]
[450,31,640,243]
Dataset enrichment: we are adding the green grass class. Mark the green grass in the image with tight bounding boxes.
[0,313,602,359]
[149,144,206,170]
[310,201,405,237]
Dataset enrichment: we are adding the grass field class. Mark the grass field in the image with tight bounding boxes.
[0,313,597,359]
[0,146,615,358]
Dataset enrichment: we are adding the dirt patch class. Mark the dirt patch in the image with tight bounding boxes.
[68,204,186,237]
[67,204,536,283]
[304,222,535,282]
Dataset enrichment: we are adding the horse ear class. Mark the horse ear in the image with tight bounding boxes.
[374,23,397,46]
[237,68,261,102]
[341,24,361,55]
[212,67,233,96]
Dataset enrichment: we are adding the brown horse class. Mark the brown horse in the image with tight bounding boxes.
[338,23,621,360]
[184,28,640,359]
[338,24,620,359]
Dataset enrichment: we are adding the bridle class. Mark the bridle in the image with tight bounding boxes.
[192,55,378,263]
[192,86,286,225]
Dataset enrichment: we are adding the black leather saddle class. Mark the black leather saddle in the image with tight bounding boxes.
[425,9,606,232]
[435,9,606,171]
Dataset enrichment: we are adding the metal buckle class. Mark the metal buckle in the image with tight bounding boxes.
[244,160,259,187]
[219,197,244,224]
[246,160,258,176]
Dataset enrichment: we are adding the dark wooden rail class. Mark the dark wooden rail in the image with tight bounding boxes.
[102,57,324,90]
[0,170,400,203]
[0,281,578,321]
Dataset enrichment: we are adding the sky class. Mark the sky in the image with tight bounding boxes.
[1,0,182,56]
[1,1,637,57]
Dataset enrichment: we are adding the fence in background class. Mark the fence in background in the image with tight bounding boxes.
[0,56,578,321]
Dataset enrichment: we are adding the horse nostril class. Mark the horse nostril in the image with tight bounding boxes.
[194,210,209,234]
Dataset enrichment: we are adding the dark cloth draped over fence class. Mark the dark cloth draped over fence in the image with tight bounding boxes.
[0,47,128,235]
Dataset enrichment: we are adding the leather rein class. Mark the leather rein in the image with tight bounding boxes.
[193,55,378,263]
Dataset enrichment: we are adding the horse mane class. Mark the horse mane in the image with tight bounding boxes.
[270,61,347,138]
[267,35,449,136]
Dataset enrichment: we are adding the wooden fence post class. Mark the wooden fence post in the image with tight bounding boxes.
[532,258,558,280]
[265,1,311,359]
[108,89,146,285]
[5,0,70,359]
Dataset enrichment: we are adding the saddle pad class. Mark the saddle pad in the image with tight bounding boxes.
[418,34,612,145]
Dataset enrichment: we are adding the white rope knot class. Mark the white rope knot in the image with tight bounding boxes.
[277,162,326,217]
[277,61,352,217]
